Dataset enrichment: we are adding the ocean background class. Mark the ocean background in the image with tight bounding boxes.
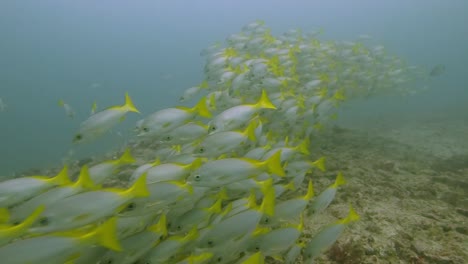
[0,0,467,177]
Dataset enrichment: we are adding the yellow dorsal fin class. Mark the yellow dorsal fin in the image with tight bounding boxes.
[74,165,99,190]
[182,226,199,242]
[252,226,271,237]
[302,180,314,201]
[191,96,212,118]
[123,92,140,113]
[283,180,295,191]
[121,173,150,198]
[332,172,346,188]
[148,214,167,237]
[186,158,203,171]
[254,90,276,109]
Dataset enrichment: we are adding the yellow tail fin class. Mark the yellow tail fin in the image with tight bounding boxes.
[122,172,150,198]
[123,92,140,113]
[148,214,168,237]
[92,217,122,251]
[259,185,275,216]
[243,119,258,142]
[338,205,360,225]
[242,252,265,264]
[255,90,276,109]
[8,205,45,234]
[114,148,136,165]
[262,150,285,177]
[312,157,326,172]
[192,96,212,118]
[332,172,346,188]
[74,165,99,190]
[0,208,9,224]
[45,165,71,186]
[302,180,314,201]
[295,138,310,155]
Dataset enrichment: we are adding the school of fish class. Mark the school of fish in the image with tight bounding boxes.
[0,21,426,264]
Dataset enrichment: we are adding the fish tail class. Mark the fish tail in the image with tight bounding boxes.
[123,92,140,113]
[256,89,276,109]
[303,180,314,200]
[93,217,122,251]
[74,165,99,189]
[124,172,150,198]
[115,148,136,165]
[264,150,285,177]
[243,119,258,142]
[259,185,275,216]
[16,205,45,231]
[312,157,326,172]
[333,172,346,188]
[47,165,71,186]
[148,214,168,237]
[193,96,212,118]
[295,138,310,155]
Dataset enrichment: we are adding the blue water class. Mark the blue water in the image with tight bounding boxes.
[1,0,467,176]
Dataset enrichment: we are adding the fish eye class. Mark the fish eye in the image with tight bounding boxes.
[194,175,201,181]
[12,221,20,226]
[74,134,82,141]
[217,257,223,262]
[264,217,269,224]
[210,126,216,131]
[207,240,214,246]
[198,147,205,153]
[126,202,136,211]
[104,258,113,264]
[142,127,149,132]
[176,225,182,230]
[38,217,49,226]
[165,136,172,141]
[255,246,260,251]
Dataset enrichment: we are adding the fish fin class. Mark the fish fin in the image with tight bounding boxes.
[259,185,275,216]
[243,119,258,142]
[150,158,161,167]
[284,180,296,191]
[255,90,276,109]
[205,198,222,214]
[123,92,140,113]
[264,150,285,176]
[148,213,167,237]
[312,157,326,172]
[241,252,265,264]
[338,205,360,225]
[58,99,65,107]
[123,172,150,198]
[188,158,203,170]
[93,217,122,251]
[192,96,212,118]
[333,172,346,188]
[74,165,99,190]
[46,165,71,185]
[302,180,314,200]
[295,138,310,155]
[13,205,45,232]
[114,148,136,165]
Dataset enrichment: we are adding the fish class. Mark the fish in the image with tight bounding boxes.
[58,99,75,118]
[73,92,140,143]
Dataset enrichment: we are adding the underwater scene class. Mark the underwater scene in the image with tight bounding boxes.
[0,1,467,263]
